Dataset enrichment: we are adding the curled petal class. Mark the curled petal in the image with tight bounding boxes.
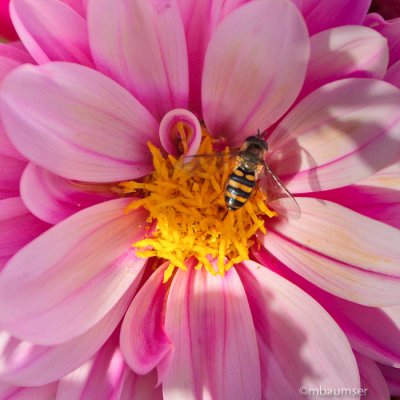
[238,262,360,398]
[10,0,93,66]
[0,288,134,386]
[120,265,172,375]
[162,267,261,400]
[298,0,371,35]
[88,0,188,120]
[300,26,388,100]
[269,78,400,193]
[0,197,50,270]
[21,163,117,224]
[202,0,309,148]
[0,198,148,345]
[261,197,400,306]
[0,62,159,182]
[159,109,201,157]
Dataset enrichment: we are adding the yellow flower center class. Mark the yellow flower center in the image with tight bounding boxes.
[119,127,276,282]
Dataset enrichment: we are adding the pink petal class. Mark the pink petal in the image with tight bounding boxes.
[120,264,171,375]
[0,154,26,200]
[355,352,390,400]
[306,281,400,367]
[238,261,360,398]
[0,62,159,182]
[0,124,24,161]
[21,163,117,224]
[269,78,400,193]
[0,288,134,386]
[57,334,162,400]
[0,198,148,345]
[0,43,33,81]
[61,0,85,17]
[88,0,188,120]
[298,0,371,35]
[10,0,93,66]
[0,197,50,270]
[0,383,58,400]
[299,26,388,100]
[252,251,400,370]
[176,0,248,114]
[385,60,400,89]
[159,109,201,157]
[202,0,309,148]
[378,364,400,396]
[161,267,261,400]
[260,197,400,306]
[365,13,400,66]
[313,163,400,229]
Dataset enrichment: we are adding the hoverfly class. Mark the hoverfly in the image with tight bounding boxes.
[224,132,300,218]
[178,130,300,219]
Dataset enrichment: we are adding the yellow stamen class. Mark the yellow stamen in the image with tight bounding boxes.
[119,130,276,282]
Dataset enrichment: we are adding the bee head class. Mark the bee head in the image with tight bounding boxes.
[244,135,268,151]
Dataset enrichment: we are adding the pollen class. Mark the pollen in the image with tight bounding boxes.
[118,130,276,282]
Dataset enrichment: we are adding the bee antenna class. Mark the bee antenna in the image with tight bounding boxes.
[256,129,268,140]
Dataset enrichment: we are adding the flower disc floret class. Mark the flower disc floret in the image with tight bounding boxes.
[119,132,276,282]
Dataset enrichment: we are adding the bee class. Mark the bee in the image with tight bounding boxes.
[224,133,300,218]
[178,130,300,218]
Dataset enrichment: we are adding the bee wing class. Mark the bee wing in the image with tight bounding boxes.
[259,163,301,220]
[174,151,239,179]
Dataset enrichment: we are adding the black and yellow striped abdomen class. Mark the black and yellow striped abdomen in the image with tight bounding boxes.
[224,166,256,211]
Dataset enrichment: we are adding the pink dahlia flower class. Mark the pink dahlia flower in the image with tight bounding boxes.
[0,0,400,398]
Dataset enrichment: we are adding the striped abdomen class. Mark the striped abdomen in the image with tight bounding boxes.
[224,166,256,211]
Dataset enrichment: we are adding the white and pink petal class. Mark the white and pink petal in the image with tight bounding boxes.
[0,197,50,270]
[161,267,261,400]
[202,0,310,148]
[313,162,400,229]
[88,0,188,120]
[20,163,117,224]
[269,79,400,193]
[120,265,172,375]
[261,197,400,306]
[0,198,147,345]
[0,62,159,182]
[238,261,360,399]
[176,0,249,114]
[10,0,93,66]
[57,334,162,400]
[0,287,134,386]
[299,25,388,100]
